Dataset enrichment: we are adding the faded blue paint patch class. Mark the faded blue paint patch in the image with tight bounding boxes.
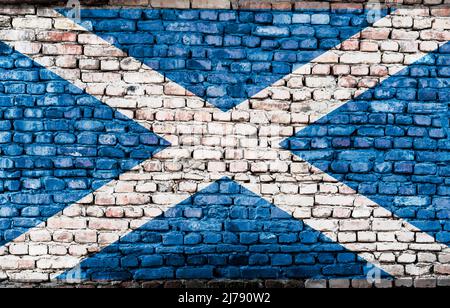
[0,41,170,246]
[58,178,390,281]
[58,8,389,111]
[282,42,450,245]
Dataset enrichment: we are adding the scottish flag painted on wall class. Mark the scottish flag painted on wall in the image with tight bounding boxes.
[56,8,390,112]
[0,4,448,283]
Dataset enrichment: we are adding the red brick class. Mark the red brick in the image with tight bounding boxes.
[37,31,77,42]
[295,1,330,11]
[338,76,358,88]
[341,40,359,51]
[272,2,292,10]
[361,28,391,40]
[431,6,450,17]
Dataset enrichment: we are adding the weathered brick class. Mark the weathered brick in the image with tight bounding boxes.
[12,17,52,29]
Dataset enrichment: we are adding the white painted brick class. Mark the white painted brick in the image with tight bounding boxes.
[0,256,20,270]
[193,149,223,160]
[9,244,29,255]
[352,208,372,218]
[329,279,350,288]
[304,76,336,88]
[396,232,415,243]
[152,194,189,206]
[53,231,74,243]
[405,264,432,276]
[418,253,437,263]
[36,256,79,270]
[316,195,354,206]
[74,230,97,244]
[144,208,164,218]
[98,233,120,245]
[47,218,86,230]
[379,252,396,262]
[377,243,409,251]
[29,230,52,242]
[341,52,381,64]
[339,220,370,231]
[88,218,129,231]
[337,232,356,243]
[0,29,35,41]
[333,208,352,218]
[101,59,120,71]
[68,246,88,257]
[312,207,332,218]
[8,272,49,282]
[123,71,164,84]
[373,220,403,231]
[49,246,68,256]
[358,231,377,242]
[274,195,314,207]
[378,232,396,242]
[29,244,48,256]
[305,279,327,288]
[305,219,339,232]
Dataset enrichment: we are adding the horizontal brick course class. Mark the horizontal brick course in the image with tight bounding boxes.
[0,2,448,287]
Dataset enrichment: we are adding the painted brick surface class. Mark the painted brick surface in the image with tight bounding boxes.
[58,179,387,281]
[61,8,388,111]
[283,43,450,245]
[0,1,448,288]
[0,41,169,246]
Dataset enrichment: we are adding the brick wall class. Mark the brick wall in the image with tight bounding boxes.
[0,0,449,9]
[0,1,448,288]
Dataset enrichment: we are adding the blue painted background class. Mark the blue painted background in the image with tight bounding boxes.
[0,42,169,246]
[282,42,450,246]
[61,8,388,111]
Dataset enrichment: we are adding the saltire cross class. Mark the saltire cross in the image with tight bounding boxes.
[0,5,447,282]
